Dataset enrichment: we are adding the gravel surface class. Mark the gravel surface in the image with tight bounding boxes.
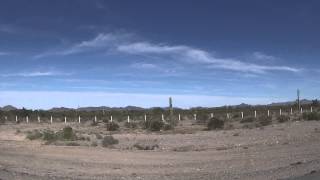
[0,120,320,179]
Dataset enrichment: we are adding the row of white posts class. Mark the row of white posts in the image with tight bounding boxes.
[4,106,315,123]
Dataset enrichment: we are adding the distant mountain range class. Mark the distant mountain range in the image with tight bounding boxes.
[0,99,316,111]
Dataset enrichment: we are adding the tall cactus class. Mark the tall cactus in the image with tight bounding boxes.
[169,97,174,125]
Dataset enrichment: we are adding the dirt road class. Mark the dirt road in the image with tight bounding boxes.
[1,121,320,179]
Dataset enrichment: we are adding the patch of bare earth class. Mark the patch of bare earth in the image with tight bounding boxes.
[0,121,320,179]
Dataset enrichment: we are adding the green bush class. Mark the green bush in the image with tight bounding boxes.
[163,123,174,131]
[26,130,43,140]
[124,122,138,129]
[207,117,224,130]
[102,135,119,147]
[240,117,255,123]
[42,130,57,141]
[303,112,320,121]
[277,115,290,123]
[61,126,75,140]
[258,116,272,126]
[106,122,119,131]
[148,120,164,131]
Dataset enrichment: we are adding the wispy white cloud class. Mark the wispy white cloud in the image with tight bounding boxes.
[34,32,300,74]
[0,52,11,56]
[0,71,72,77]
[252,51,276,61]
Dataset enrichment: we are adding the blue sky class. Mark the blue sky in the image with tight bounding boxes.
[0,0,319,109]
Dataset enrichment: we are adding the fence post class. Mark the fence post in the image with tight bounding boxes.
[178,114,181,121]
[267,110,270,117]
[38,116,40,123]
[290,108,293,115]
[311,106,313,112]
[301,107,303,114]
[78,116,81,123]
[144,114,147,122]
[94,116,97,122]
[64,116,67,124]
[127,115,130,123]
[210,113,213,118]
[226,113,230,119]
[279,109,282,116]
[194,114,197,121]
[15,115,18,122]
[50,116,53,124]
[241,112,244,119]
[110,115,113,122]
[26,116,29,123]
[254,110,257,118]
[162,114,164,122]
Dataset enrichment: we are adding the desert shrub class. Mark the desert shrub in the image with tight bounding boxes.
[26,130,43,140]
[163,123,174,131]
[102,135,119,147]
[195,113,209,124]
[277,115,290,123]
[207,117,224,130]
[95,133,103,139]
[61,126,75,140]
[133,143,159,150]
[124,122,138,129]
[42,130,57,142]
[91,141,98,147]
[106,122,119,131]
[233,114,240,118]
[148,120,164,131]
[240,116,255,123]
[65,142,80,146]
[258,116,272,126]
[303,112,320,121]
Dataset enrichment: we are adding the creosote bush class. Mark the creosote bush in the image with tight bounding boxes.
[258,116,272,126]
[277,115,290,123]
[240,116,255,123]
[124,122,138,129]
[207,117,224,130]
[106,122,119,131]
[102,135,119,147]
[163,123,174,131]
[303,112,320,121]
[148,120,164,131]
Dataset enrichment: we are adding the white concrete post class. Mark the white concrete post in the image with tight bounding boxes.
[241,112,244,119]
[110,115,113,122]
[94,116,97,122]
[280,109,282,116]
[78,116,81,123]
[210,113,213,118]
[26,116,29,123]
[290,108,293,115]
[50,116,53,124]
[254,110,257,118]
[162,114,164,122]
[301,107,303,114]
[127,115,130,123]
[194,114,197,121]
[15,115,18,122]
[178,114,181,121]
[4,116,7,120]
[226,113,230,119]
[311,106,313,112]
[267,110,270,117]
[144,114,147,122]
[38,116,40,123]
[64,116,67,124]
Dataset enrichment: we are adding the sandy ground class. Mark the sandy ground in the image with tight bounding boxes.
[0,121,320,179]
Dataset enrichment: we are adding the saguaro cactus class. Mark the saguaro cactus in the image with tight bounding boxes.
[169,97,174,126]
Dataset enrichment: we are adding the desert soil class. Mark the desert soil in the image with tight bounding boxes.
[1,121,320,180]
